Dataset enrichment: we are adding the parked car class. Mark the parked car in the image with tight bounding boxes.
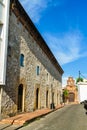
[80,101,85,104]
[84,100,87,110]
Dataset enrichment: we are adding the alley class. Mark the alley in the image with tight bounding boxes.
[20,104,87,130]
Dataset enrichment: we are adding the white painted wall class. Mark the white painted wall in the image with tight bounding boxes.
[0,0,10,84]
[78,82,87,102]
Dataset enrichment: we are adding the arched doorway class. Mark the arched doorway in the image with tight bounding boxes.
[36,88,39,109]
[46,91,48,108]
[69,93,75,102]
[18,84,23,112]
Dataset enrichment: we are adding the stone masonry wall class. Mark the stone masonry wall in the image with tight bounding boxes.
[1,12,63,117]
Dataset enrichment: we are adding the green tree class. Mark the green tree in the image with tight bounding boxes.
[76,77,83,83]
[63,89,69,103]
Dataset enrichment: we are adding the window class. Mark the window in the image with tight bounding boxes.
[20,54,24,67]
[36,66,40,75]
[8,46,11,57]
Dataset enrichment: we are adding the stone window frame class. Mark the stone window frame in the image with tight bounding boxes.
[20,53,24,67]
[36,65,40,76]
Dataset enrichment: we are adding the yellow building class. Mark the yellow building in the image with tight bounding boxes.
[63,77,78,104]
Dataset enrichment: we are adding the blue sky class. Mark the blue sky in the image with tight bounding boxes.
[19,0,87,86]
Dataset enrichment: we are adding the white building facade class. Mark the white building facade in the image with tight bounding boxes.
[78,82,87,103]
[0,0,10,84]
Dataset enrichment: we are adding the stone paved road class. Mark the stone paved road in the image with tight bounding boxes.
[19,104,87,130]
[0,104,87,130]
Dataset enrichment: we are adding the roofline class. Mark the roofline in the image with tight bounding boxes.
[10,0,64,75]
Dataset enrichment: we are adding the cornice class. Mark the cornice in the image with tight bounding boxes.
[10,0,64,75]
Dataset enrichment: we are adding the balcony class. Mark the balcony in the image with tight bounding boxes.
[0,1,4,24]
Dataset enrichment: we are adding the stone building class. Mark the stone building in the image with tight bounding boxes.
[0,0,64,118]
[63,77,78,104]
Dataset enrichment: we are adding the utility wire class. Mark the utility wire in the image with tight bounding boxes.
[79,71,87,79]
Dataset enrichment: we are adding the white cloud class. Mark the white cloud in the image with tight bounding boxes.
[43,30,87,65]
[19,0,63,23]
[19,1,87,65]
[62,76,68,88]
[20,0,47,23]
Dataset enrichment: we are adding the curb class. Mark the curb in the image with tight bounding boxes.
[23,105,64,126]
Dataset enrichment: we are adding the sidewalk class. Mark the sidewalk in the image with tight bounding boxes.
[0,104,64,129]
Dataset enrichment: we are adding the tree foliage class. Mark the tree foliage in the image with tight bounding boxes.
[63,89,69,98]
[76,77,83,83]
[63,89,69,103]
